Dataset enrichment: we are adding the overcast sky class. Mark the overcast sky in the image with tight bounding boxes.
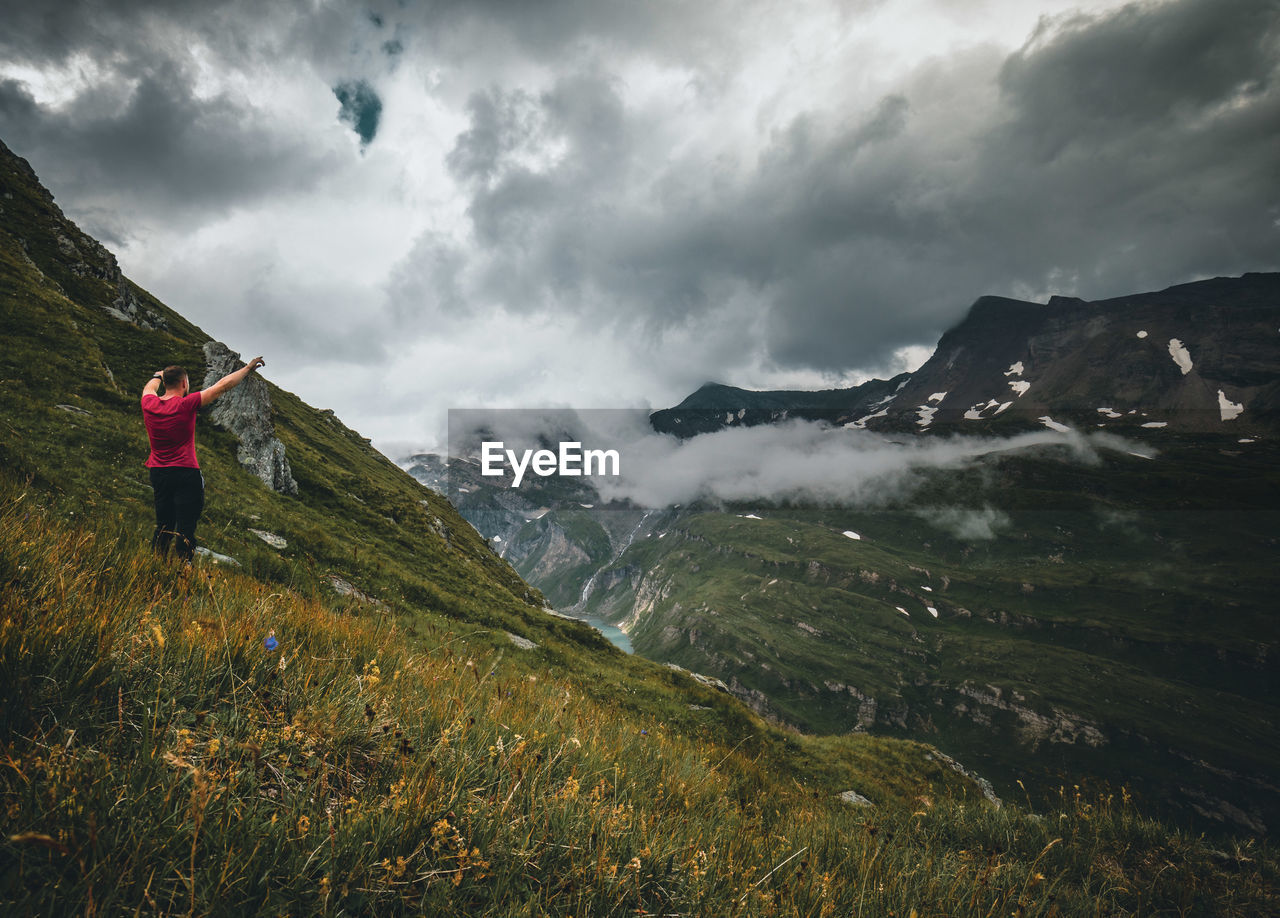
[2,0,1277,453]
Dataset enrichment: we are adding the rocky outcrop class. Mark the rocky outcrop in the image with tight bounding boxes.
[870,274,1280,433]
[1,139,168,330]
[202,341,298,496]
[326,575,386,608]
[925,750,1002,807]
[951,682,1107,751]
[105,276,168,330]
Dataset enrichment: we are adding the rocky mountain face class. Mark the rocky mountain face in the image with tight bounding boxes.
[0,139,170,333]
[203,340,298,496]
[651,275,1280,438]
[869,276,1280,434]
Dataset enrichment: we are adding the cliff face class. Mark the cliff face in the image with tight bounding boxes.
[647,274,1280,437]
[202,340,298,496]
[869,275,1280,433]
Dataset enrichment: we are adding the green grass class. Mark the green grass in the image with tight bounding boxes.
[3,473,1278,916]
[575,464,1280,834]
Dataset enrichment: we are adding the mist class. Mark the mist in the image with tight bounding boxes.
[446,409,1149,510]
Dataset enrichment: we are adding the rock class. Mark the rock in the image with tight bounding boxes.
[506,632,538,650]
[326,574,385,607]
[837,790,874,807]
[953,682,1106,751]
[249,528,287,549]
[202,341,298,496]
[664,662,732,693]
[194,546,241,567]
[110,278,167,330]
[925,750,1002,807]
[55,404,91,416]
[823,681,879,730]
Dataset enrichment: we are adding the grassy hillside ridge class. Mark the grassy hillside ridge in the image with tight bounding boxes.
[575,438,1280,835]
[0,135,550,633]
[3,474,1278,915]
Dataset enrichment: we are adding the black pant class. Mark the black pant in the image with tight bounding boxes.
[149,467,204,562]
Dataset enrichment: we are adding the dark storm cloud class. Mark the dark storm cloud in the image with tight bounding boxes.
[760,0,1280,368]
[396,0,1280,378]
[0,0,355,241]
[0,66,340,241]
[5,0,1278,397]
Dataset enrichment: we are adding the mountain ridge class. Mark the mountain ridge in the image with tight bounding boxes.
[649,273,1280,438]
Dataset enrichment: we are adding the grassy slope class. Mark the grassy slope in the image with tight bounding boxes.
[580,441,1280,833]
[3,470,1278,916]
[2,140,1278,913]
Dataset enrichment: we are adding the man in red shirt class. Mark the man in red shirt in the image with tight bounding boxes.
[142,357,265,562]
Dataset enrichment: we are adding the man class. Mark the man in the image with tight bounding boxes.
[141,356,265,561]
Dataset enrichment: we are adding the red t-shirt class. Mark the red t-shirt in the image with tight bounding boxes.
[142,391,203,468]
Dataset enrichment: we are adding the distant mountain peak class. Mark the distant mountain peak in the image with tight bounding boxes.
[656,274,1280,437]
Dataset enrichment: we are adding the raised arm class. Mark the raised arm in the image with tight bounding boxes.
[201,356,265,406]
[142,371,163,399]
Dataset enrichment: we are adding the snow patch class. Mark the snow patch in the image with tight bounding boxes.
[1238,438,1256,444]
[1008,380,1030,397]
[926,606,939,618]
[1096,407,1123,419]
[1039,416,1071,433]
[1136,330,1148,339]
[993,401,1013,415]
[1218,390,1244,421]
[579,503,594,508]
[739,513,763,520]
[1141,422,1168,429]
[847,407,890,429]
[928,391,948,404]
[964,399,1004,420]
[920,585,933,592]
[1167,338,1193,375]
[916,405,938,427]
[1004,361,1024,377]
[842,530,862,540]
[896,607,910,617]
[1128,451,1155,460]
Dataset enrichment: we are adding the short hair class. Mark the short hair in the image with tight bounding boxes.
[161,365,188,388]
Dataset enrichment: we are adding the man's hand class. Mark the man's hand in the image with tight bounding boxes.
[201,353,267,406]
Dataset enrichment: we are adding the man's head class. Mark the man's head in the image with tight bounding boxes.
[161,365,189,395]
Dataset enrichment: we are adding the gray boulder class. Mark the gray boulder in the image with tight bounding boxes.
[202,341,298,496]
